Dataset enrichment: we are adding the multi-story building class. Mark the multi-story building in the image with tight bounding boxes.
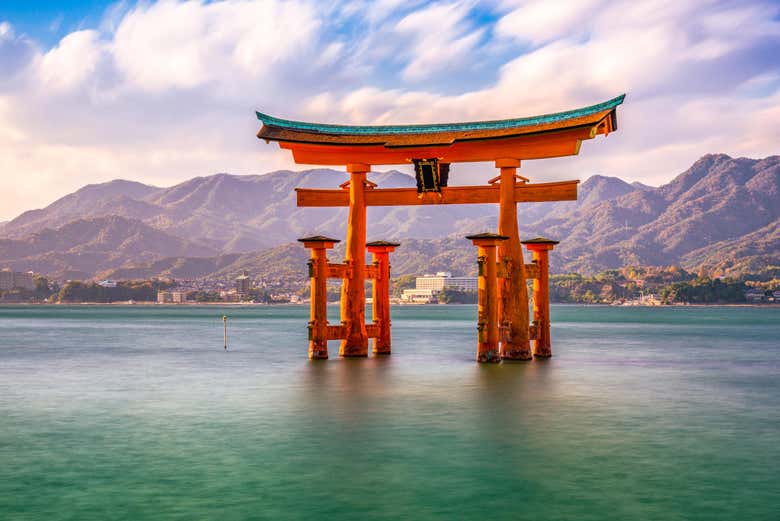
[414,272,478,292]
[235,271,252,297]
[399,288,438,304]
[745,289,766,303]
[401,272,477,303]
[0,269,13,290]
[157,291,186,304]
[0,269,35,291]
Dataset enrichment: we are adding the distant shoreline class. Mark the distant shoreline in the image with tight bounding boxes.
[0,302,776,308]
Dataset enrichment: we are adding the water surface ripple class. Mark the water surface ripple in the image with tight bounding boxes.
[1,305,778,520]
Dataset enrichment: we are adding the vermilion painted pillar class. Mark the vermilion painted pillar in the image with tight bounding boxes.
[299,236,340,359]
[495,158,532,361]
[522,237,559,357]
[367,240,400,355]
[340,163,370,357]
[467,233,508,363]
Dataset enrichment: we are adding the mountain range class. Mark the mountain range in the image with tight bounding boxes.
[0,153,777,281]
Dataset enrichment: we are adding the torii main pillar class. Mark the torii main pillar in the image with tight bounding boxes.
[496,158,532,360]
[340,163,370,357]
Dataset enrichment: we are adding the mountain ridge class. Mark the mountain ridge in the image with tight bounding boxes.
[1,153,777,280]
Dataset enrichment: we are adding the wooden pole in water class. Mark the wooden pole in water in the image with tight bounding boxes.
[467,233,507,363]
[367,241,399,355]
[223,315,227,350]
[298,236,340,359]
[340,163,370,357]
[495,158,532,360]
[522,237,559,357]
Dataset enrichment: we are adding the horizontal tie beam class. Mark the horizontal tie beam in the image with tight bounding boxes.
[296,180,578,208]
[327,323,382,340]
[325,263,379,279]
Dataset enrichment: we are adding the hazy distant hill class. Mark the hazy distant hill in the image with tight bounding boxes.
[0,154,778,280]
[0,180,164,238]
[526,154,780,274]
[0,216,217,280]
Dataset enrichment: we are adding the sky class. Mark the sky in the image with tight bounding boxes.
[0,0,779,221]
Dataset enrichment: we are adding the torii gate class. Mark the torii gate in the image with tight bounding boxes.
[256,94,625,362]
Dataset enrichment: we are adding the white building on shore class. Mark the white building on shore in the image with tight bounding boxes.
[0,269,35,291]
[401,272,477,303]
[157,290,186,304]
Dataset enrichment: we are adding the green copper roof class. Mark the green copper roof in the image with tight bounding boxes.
[256,94,624,136]
[297,235,340,243]
[366,240,401,247]
[465,233,509,241]
[521,237,560,245]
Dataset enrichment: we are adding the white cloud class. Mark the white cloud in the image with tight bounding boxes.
[395,1,485,81]
[38,30,104,92]
[0,21,13,39]
[495,0,603,44]
[111,0,320,93]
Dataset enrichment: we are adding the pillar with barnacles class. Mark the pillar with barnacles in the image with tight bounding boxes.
[523,237,559,357]
[367,240,399,355]
[299,235,340,359]
[467,233,507,363]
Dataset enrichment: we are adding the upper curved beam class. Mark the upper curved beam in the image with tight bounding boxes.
[256,94,625,165]
[257,94,624,136]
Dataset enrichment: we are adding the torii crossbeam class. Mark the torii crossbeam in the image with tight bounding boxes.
[256,94,625,361]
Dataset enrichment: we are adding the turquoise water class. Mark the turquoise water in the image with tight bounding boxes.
[0,305,778,520]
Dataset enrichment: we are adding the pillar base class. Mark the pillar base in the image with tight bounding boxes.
[501,345,533,361]
[533,344,552,358]
[477,350,501,363]
[308,338,328,359]
[373,348,391,355]
[340,341,368,358]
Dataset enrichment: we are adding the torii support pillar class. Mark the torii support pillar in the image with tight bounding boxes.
[467,233,508,363]
[367,241,400,355]
[495,158,532,361]
[340,163,370,357]
[522,237,559,357]
[299,236,341,359]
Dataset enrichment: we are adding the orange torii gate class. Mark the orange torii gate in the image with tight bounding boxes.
[256,94,624,362]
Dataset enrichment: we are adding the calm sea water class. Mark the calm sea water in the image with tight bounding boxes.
[0,304,778,520]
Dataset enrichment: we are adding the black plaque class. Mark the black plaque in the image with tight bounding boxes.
[413,158,440,193]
